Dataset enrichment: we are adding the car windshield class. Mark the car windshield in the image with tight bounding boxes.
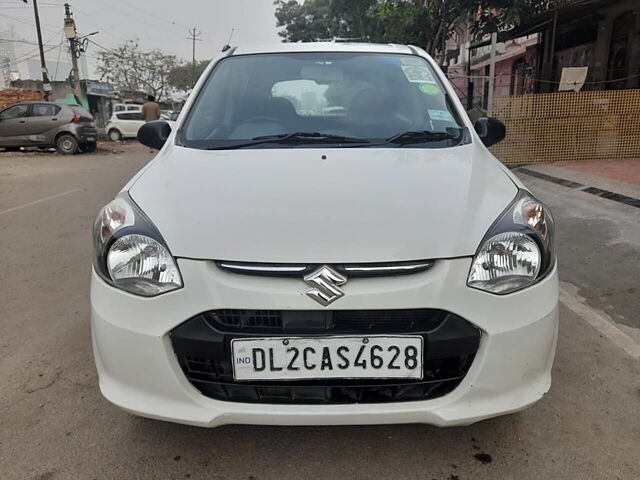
[179,52,467,150]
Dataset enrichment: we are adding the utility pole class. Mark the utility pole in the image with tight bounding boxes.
[27,0,52,100]
[487,32,497,116]
[63,3,83,104]
[186,27,202,87]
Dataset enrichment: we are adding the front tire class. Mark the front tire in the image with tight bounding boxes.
[108,129,122,142]
[56,134,79,155]
[80,142,97,153]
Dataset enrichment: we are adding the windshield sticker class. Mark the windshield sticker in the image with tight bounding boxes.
[401,65,436,83]
[427,109,454,122]
[401,57,425,66]
[419,83,441,95]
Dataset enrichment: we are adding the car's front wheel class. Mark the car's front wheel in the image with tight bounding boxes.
[108,129,122,142]
[80,142,97,153]
[56,134,79,155]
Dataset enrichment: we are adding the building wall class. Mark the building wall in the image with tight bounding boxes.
[592,0,640,90]
[538,0,640,92]
[446,31,539,110]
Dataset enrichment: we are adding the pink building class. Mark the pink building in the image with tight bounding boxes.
[445,26,539,111]
[445,0,640,110]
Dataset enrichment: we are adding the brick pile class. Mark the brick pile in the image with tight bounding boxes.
[0,88,43,110]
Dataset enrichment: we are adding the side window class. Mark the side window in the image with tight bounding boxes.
[114,105,125,112]
[116,113,132,120]
[31,104,60,117]
[0,104,28,120]
[127,106,140,111]
[131,112,144,121]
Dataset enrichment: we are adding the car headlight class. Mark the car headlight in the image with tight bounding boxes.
[467,189,555,294]
[93,192,182,296]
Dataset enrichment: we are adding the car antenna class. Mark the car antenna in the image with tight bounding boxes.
[221,28,235,52]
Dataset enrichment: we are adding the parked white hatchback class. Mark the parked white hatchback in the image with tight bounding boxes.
[91,43,558,428]
[105,110,145,141]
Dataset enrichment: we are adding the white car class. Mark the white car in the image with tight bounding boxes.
[105,110,145,141]
[113,103,142,113]
[91,43,558,428]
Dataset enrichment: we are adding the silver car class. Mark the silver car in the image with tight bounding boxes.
[0,102,97,154]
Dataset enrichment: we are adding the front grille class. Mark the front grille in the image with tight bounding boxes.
[209,309,450,334]
[171,309,480,405]
[216,260,435,278]
[215,309,283,329]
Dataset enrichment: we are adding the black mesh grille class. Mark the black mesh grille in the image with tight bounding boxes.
[215,309,283,329]
[207,309,449,334]
[171,309,480,405]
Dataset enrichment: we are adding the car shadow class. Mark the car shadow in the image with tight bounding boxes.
[116,411,524,479]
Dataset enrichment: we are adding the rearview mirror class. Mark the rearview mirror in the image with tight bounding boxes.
[474,117,506,147]
[138,120,171,150]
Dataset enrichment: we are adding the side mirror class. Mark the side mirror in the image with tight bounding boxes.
[137,120,171,150]
[474,117,506,147]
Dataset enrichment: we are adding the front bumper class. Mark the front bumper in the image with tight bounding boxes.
[91,257,559,427]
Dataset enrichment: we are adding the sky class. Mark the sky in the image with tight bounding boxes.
[0,0,282,79]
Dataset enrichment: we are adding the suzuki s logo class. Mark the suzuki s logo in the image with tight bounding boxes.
[303,266,347,306]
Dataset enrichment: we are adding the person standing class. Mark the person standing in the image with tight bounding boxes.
[141,95,161,151]
[141,94,161,122]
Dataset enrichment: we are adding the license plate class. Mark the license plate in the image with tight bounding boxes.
[231,335,423,381]
[86,136,95,141]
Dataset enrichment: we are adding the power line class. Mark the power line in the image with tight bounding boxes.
[0,5,58,9]
[4,30,61,66]
[448,72,640,85]
[0,1,63,4]
[0,11,60,33]
[0,37,46,45]
[53,30,63,80]
[5,38,64,68]
[115,0,190,30]
[69,9,117,41]
[109,0,188,34]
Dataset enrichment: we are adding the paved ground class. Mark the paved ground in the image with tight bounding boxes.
[1,144,639,480]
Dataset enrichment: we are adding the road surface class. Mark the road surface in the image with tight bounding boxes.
[1,144,638,480]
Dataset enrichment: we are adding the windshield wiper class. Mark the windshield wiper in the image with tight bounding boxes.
[210,131,371,150]
[384,130,459,146]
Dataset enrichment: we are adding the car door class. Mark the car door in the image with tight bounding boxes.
[28,103,63,143]
[115,112,134,136]
[0,104,30,146]
[129,112,145,137]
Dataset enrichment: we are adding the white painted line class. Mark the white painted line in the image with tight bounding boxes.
[0,188,82,216]
[560,282,640,360]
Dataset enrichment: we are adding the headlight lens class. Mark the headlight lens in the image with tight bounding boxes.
[467,190,555,295]
[467,232,541,294]
[107,234,182,296]
[93,193,183,297]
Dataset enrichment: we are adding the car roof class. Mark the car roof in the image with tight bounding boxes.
[5,102,82,110]
[8,101,68,105]
[232,42,414,56]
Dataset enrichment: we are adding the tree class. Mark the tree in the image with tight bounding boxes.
[274,0,380,42]
[274,0,563,63]
[475,0,566,37]
[168,60,210,92]
[96,40,179,101]
[374,0,434,47]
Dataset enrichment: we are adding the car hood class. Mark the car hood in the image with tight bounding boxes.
[129,143,517,263]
